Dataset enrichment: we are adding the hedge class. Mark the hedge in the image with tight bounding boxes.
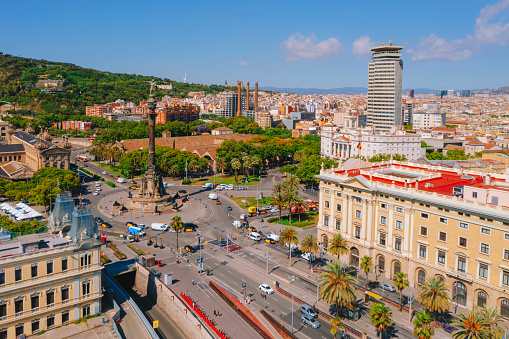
[107,181,115,188]
[267,217,278,223]
[100,253,111,264]
[108,243,126,260]
[127,244,146,256]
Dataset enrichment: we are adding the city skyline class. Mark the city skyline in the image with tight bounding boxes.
[1,1,509,90]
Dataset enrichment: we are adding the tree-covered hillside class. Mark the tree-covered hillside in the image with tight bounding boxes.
[0,52,231,114]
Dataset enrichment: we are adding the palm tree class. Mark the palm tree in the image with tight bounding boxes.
[278,227,299,267]
[413,310,435,339]
[359,256,373,290]
[188,159,199,178]
[169,164,180,178]
[170,216,184,250]
[300,234,319,269]
[271,195,284,221]
[284,173,300,192]
[284,190,300,225]
[393,272,409,311]
[242,155,252,178]
[477,306,504,339]
[159,157,171,177]
[451,309,484,339]
[328,233,349,260]
[216,157,226,176]
[369,303,393,339]
[250,155,261,179]
[294,196,308,222]
[272,182,284,220]
[230,158,242,184]
[318,261,358,314]
[329,316,344,339]
[417,277,451,316]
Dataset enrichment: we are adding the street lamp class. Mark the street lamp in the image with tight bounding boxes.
[290,275,296,334]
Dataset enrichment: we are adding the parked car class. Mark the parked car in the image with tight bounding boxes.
[270,208,279,213]
[236,186,247,190]
[225,184,234,190]
[300,253,317,262]
[227,206,232,211]
[93,191,100,196]
[379,284,396,292]
[300,304,318,318]
[258,284,274,294]
[96,187,102,191]
[301,314,320,329]
[185,245,196,253]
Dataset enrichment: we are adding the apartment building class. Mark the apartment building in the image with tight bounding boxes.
[413,111,446,130]
[316,161,509,316]
[155,103,199,124]
[85,105,111,117]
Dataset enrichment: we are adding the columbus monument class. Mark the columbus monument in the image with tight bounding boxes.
[128,81,173,213]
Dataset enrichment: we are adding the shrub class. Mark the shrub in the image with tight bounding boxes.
[99,177,104,181]
[127,244,146,256]
[108,243,126,260]
[182,178,191,185]
[267,217,278,223]
[100,253,111,264]
[107,181,115,188]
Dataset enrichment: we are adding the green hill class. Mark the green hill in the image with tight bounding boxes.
[0,52,231,115]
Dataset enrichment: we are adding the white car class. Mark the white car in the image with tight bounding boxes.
[270,208,279,213]
[266,232,280,242]
[93,191,99,196]
[225,185,234,190]
[102,171,107,175]
[258,284,274,294]
[301,253,317,262]
[380,284,396,292]
[301,314,320,329]
[138,224,147,229]
[215,186,224,190]
[96,187,102,191]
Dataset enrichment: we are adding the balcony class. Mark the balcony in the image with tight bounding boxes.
[446,267,474,283]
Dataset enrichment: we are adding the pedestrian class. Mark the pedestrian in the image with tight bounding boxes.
[214,310,216,316]
[192,279,195,285]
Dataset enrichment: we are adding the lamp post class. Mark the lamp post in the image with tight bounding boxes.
[265,249,270,275]
[316,276,319,304]
[290,275,296,334]
[49,179,53,214]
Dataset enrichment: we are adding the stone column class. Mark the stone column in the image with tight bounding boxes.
[409,208,415,255]
[366,200,373,242]
[388,203,394,247]
[404,207,411,253]
[342,193,348,234]
[361,199,368,241]
[347,196,354,236]
[147,97,157,169]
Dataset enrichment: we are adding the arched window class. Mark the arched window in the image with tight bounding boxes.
[417,270,426,285]
[378,256,385,273]
[453,281,467,306]
[435,275,445,283]
[501,300,509,318]
[393,262,401,276]
[477,291,487,308]
[321,234,329,251]
[350,247,359,267]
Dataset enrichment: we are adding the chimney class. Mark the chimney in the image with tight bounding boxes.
[237,81,242,116]
[255,82,258,110]
[246,82,250,111]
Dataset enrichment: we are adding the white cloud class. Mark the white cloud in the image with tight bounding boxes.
[282,33,344,61]
[238,59,248,66]
[353,36,375,56]
[408,0,509,62]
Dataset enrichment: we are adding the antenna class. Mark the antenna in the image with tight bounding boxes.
[183,73,188,83]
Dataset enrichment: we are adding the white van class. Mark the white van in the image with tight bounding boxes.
[232,220,241,228]
[249,232,261,241]
[240,214,247,221]
[202,183,213,189]
[151,222,168,231]
[117,178,126,183]
[208,193,218,200]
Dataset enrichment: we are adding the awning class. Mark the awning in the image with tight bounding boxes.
[365,291,383,301]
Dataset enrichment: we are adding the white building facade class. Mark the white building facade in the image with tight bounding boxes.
[367,43,403,132]
[321,125,422,161]
[413,112,447,130]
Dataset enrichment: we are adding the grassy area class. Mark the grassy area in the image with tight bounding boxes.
[97,163,125,177]
[190,174,261,186]
[272,213,319,228]
[230,196,274,209]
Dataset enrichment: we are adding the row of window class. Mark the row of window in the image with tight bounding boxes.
[0,155,22,162]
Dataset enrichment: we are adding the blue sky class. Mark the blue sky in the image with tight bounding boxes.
[2,0,509,90]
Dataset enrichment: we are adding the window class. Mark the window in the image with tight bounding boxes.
[0,271,4,286]
[479,263,489,279]
[324,216,329,227]
[47,315,55,329]
[31,264,38,278]
[355,210,361,218]
[421,213,428,219]
[0,303,6,318]
[481,243,490,254]
[503,271,509,286]
[439,232,447,242]
[419,245,427,258]
[336,192,342,197]
[457,257,466,273]
[437,250,446,264]
[31,295,39,310]
[15,299,23,314]
[472,192,478,198]
[47,291,55,306]
[324,189,330,194]
[459,237,467,248]
[324,201,330,208]
[395,220,402,229]
[336,204,341,212]
[396,207,403,213]
[62,258,68,271]
[355,197,362,203]
[47,261,53,275]
[15,267,22,282]
[460,222,469,229]
[378,256,385,273]
[481,228,491,235]
[420,226,428,236]
[380,216,387,225]
[505,249,509,260]
[505,233,509,240]
[82,305,91,317]
[394,238,402,251]
[379,233,386,246]
[82,281,91,296]
[62,288,69,302]
[381,203,387,209]
[480,217,485,221]
[62,311,70,324]
[15,324,24,338]
[417,270,426,285]
[439,217,448,224]
[32,319,40,334]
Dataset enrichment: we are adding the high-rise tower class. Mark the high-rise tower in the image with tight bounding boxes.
[367,42,403,132]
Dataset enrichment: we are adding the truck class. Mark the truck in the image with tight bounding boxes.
[127,226,145,236]
[208,193,218,200]
[117,178,126,183]
[151,222,168,231]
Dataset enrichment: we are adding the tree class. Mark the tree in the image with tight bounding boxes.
[474,306,503,339]
[451,309,485,339]
[230,158,242,184]
[329,316,344,339]
[242,154,252,178]
[413,311,435,339]
[393,271,409,311]
[272,182,284,220]
[294,196,308,222]
[170,216,184,250]
[216,157,226,176]
[250,155,261,179]
[328,233,349,260]
[169,164,180,178]
[300,234,319,269]
[318,261,358,314]
[417,277,451,316]
[360,256,373,291]
[284,191,300,225]
[369,303,393,339]
[278,227,299,266]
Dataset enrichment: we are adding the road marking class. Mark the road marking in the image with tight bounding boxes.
[280,311,287,316]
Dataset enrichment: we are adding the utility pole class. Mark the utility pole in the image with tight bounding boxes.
[290,276,295,334]
[265,249,270,275]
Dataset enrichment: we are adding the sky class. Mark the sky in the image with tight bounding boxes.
[1,0,509,90]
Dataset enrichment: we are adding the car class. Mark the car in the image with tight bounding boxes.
[126,221,137,227]
[215,200,221,205]
[225,185,233,190]
[215,186,224,190]
[184,245,196,253]
[178,189,187,194]
[129,186,139,190]
[96,187,102,191]
[301,314,320,329]
[380,284,396,292]
[227,206,232,211]
[130,180,136,184]
[258,284,274,294]
[300,304,318,318]
[101,222,112,228]
[116,176,120,179]
[93,191,100,196]
[258,210,266,215]
[247,227,257,233]
[183,224,197,232]
[236,186,247,190]
[320,258,332,264]
[270,208,279,213]
[102,171,107,175]
[300,253,317,262]
[266,233,280,242]
[138,224,147,229]
[83,164,88,167]
[94,217,103,223]
[264,238,275,244]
